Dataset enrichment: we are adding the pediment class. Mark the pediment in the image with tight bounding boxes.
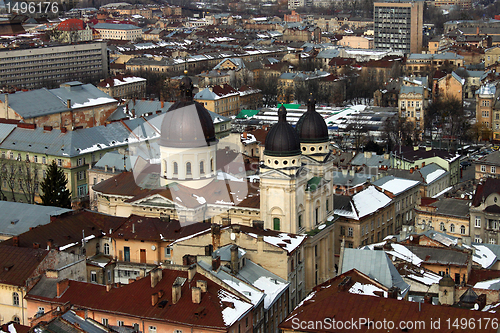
[132,194,178,207]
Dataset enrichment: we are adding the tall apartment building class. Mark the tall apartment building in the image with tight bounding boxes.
[0,42,108,89]
[374,0,424,54]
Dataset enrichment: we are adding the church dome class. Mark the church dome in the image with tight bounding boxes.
[296,94,329,143]
[264,106,301,157]
[159,77,216,148]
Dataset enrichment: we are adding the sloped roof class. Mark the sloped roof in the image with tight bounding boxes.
[0,202,71,238]
[0,210,125,250]
[57,18,86,31]
[27,268,252,329]
[93,23,140,30]
[334,186,392,220]
[0,245,48,287]
[418,163,448,185]
[341,248,409,295]
[472,178,500,207]
[372,175,420,196]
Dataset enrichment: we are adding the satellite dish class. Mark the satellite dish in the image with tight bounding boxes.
[151,245,156,251]
[474,303,480,311]
[410,235,414,241]
[461,194,465,198]
[421,224,425,230]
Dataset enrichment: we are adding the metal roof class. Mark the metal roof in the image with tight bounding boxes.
[0,89,69,119]
[93,23,140,30]
[0,202,71,237]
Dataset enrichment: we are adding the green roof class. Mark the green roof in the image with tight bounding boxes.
[236,109,260,119]
[277,103,301,109]
[307,176,322,191]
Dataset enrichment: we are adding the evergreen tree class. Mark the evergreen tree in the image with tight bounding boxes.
[40,160,71,208]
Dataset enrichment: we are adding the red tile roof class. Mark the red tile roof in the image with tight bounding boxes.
[280,269,500,332]
[468,268,500,285]
[57,18,86,31]
[27,268,251,330]
[472,178,500,207]
[213,83,238,97]
[112,215,210,241]
[0,245,48,287]
[0,210,125,249]
[0,322,30,333]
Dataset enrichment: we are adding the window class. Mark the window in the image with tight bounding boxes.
[173,162,178,175]
[450,224,455,233]
[13,292,19,306]
[298,214,302,229]
[148,326,157,333]
[102,318,108,326]
[165,247,171,257]
[461,225,466,235]
[77,158,83,166]
[77,171,86,180]
[34,155,38,163]
[210,158,214,172]
[107,270,112,283]
[77,185,87,197]
[490,238,496,244]
[104,243,110,255]
[200,161,204,174]
[492,166,496,173]
[117,321,124,326]
[475,216,481,228]
[91,271,97,282]
[38,307,45,314]
[348,227,353,237]
[440,222,445,231]
[57,159,62,166]
[481,165,486,172]
[326,199,329,212]
[186,162,192,175]
[273,218,280,231]
[42,156,46,164]
[9,152,13,159]
[12,316,20,324]
[475,235,482,243]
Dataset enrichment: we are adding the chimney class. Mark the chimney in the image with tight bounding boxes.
[424,295,432,304]
[106,284,112,292]
[67,99,71,109]
[188,264,196,282]
[222,218,231,227]
[4,93,8,119]
[172,283,182,304]
[387,287,399,299]
[457,238,463,247]
[112,166,116,173]
[44,125,53,131]
[477,26,480,35]
[12,236,19,247]
[161,100,164,108]
[232,225,240,233]
[410,167,414,174]
[243,132,248,139]
[47,239,54,249]
[196,280,207,292]
[252,220,264,230]
[157,269,163,283]
[230,245,239,274]
[104,165,108,172]
[56,279,70,297]
[158,289,164,298]
[61,127,67,133]
[151,270,158,288]
[192,286,201,304]
[212,256,221,271]
[422,162,425,167]
[151,292,159,306]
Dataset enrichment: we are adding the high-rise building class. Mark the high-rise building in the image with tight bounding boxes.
[374,0,424,54]
[0,42,108,89]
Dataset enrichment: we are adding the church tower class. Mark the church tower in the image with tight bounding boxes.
[159,76,218,189]
[260,106,306,234]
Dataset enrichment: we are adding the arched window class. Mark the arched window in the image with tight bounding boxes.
[186,162,192,175]
[210,158,214,172]
[13,292,19,306]
[460,225,466,235]
[104,243,110,255]
[450,224,455,233]
[439,222,445,231]
[200,161,205,174]
[12,316,20,324]
[273,218,280,231]
[163,160,167,174]
[173,162,178,175]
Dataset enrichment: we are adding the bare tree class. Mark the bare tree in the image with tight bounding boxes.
[0,158,39,203]
[18,160,39,204]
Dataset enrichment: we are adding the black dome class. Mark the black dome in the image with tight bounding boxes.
[296,94,329,143]
[264,106,301,157]
[159,77,216,148]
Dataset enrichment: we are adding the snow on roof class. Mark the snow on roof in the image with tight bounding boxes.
[218,289,253,326]
[348,282,387,297]
[387,244,423,266]
[221,276,264,306]
[424,168,446,184]
[72,97,117,109]
[352,186,392,219]
[245,232,305,254]
[375,177,420,196]
[432,186,453,198]
[474,277,500,289]
[253,275,288,309]
[472,244,497,268]
[106,76,146,88]
[241,133,257,145]
[406,271,442,286]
